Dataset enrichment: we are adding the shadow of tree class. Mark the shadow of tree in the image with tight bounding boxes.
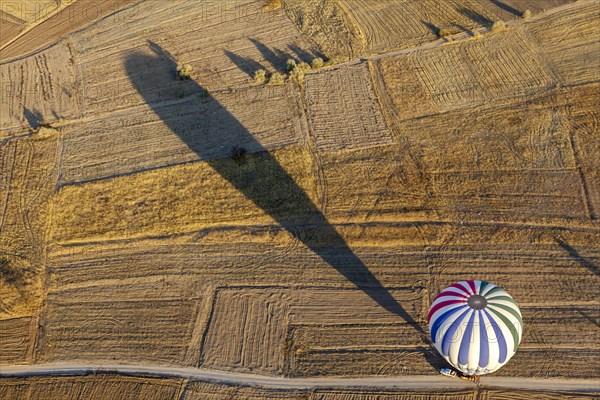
[459,8,494,27]
[421,20,442,37]
[23,108,44,129]
[489,0,521,17]
[224,50,265,78]
[556,238,600,277]
[124,42,428,333]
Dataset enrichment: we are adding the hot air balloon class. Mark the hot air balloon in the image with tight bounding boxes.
[428,280,523,376]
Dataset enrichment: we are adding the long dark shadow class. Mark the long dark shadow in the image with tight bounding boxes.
[556,238,600,277]
[124,43,424,330]
[489,0,521,17]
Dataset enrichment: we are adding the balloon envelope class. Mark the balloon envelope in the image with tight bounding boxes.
[428,280,523,376]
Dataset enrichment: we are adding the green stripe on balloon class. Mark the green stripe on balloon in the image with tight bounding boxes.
[487,305,521,351]
[483,286,503,298]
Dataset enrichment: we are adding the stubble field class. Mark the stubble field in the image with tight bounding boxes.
[0,0,598,398]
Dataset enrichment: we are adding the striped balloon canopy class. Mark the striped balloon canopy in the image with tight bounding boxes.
[428,280,523,376]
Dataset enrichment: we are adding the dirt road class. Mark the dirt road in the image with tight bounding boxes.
[1,364,598,392]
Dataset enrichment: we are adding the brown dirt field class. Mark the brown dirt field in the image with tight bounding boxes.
[36,296,202,364]
[71,0,320,114]
[526,1,600,86]
[0,0,140,60]
[311,389,598,400]
[305,63,392,152]
[481,0,575,21]
[310,390,475,399]
[0,40,80,134]
[0,316,36,365]
[182,381,307,399]
[0,375,184,400]
[479,389,598,399]
[57,84,309,185]
[0,135,59,319]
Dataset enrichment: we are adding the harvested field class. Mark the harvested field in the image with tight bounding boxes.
[0,316,36,365]
[0,0,140,60]
[202,287,425,374]
[481,0,574,21]
[0,11,25,48]
[0,375,183,400]
[282,0,365,60]
[0,135,58,318]
[305,63,392,152]
[319,144,430,222]
[201,289,291,374]
[182,381,306,399]
[526,2,600,86]
[52,144,317,242]
[310,389,599,400]
[479,389,599,399]
[57,84,308,185]
[37,296,202,364]
[72,0,320,114]
[374,28,555,121]
[310,389,475,399]
[0,41,80,134]
[339,0,497,55]
[568,84,600,220]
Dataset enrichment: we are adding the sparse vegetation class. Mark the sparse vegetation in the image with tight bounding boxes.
[253,69,268,84]
[522,10,532,19]
[176,63,194,80]
[37,126,59,138]
[311,57,324,69]
[263,0,282,12]
[438,28,451,38]
[268,72,286,85]
[231,147,247,164]
[492,20,506,32]
[286,59,297,72]
[288,61,311,83]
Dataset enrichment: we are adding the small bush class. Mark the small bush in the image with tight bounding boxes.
[521,9,532,19]
[37,126,59,138]
[288,61,311,83]
[268,72,286,85]
[176,64,194,80]
[231,147,247,164]
[438,28,451,38]
[286,59,297,72]
[492,20,506,31]
[311,57,324,69]
[263,0,282,12]
[253,69,268,84]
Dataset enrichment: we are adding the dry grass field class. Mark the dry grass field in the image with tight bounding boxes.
[0,375,184,400]
[1,0,598,398]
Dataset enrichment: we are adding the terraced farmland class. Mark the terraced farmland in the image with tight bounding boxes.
[0,0,598,398]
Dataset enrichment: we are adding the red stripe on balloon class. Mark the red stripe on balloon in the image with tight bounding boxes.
[467,280,477,295]
[449,282,472,296]
[427,299,466,323]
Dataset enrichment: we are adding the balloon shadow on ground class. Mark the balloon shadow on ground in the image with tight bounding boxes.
[124,42,427,332]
